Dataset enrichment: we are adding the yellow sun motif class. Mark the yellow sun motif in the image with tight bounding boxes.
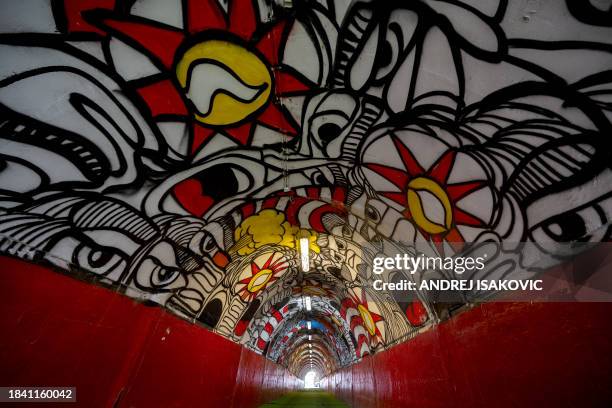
[87,0,310,151]
[406,177,453,235]
[237,252,288,302]
[367,136,488,254]
[247,268,273,293]
[347,289,384,340]
[301,286,328,297]
[175,40,273,126]
[357,304,378,336]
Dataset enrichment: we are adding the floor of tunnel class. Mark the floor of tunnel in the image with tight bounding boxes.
[259,390,349,407]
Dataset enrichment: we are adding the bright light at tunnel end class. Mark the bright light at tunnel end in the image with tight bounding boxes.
[304,370,318,389]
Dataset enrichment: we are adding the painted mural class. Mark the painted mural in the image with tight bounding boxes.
[0,0,611,374]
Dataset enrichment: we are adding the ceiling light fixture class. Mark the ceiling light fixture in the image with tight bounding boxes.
[299,237,310,272]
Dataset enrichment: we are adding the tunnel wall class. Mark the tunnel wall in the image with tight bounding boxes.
[0,256,297,407]
[4,254,612,408]
[322,301,612,408]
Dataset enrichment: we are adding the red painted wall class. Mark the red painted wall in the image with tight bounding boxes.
[3,254,612,408]
[0,256,297,407]
[323,301,612,408]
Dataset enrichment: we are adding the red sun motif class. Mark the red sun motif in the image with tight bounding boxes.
[85,0,310,154]
[236,252,288,302]
[367,135,488,254]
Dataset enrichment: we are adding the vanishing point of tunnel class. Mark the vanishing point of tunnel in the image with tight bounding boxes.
[0,0,612,407]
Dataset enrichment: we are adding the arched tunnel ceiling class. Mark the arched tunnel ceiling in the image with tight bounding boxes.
[1,0,612,378]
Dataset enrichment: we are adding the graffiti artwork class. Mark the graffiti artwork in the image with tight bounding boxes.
[0,0,611,372]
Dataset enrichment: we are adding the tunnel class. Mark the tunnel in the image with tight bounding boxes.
[1,0,612,407]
